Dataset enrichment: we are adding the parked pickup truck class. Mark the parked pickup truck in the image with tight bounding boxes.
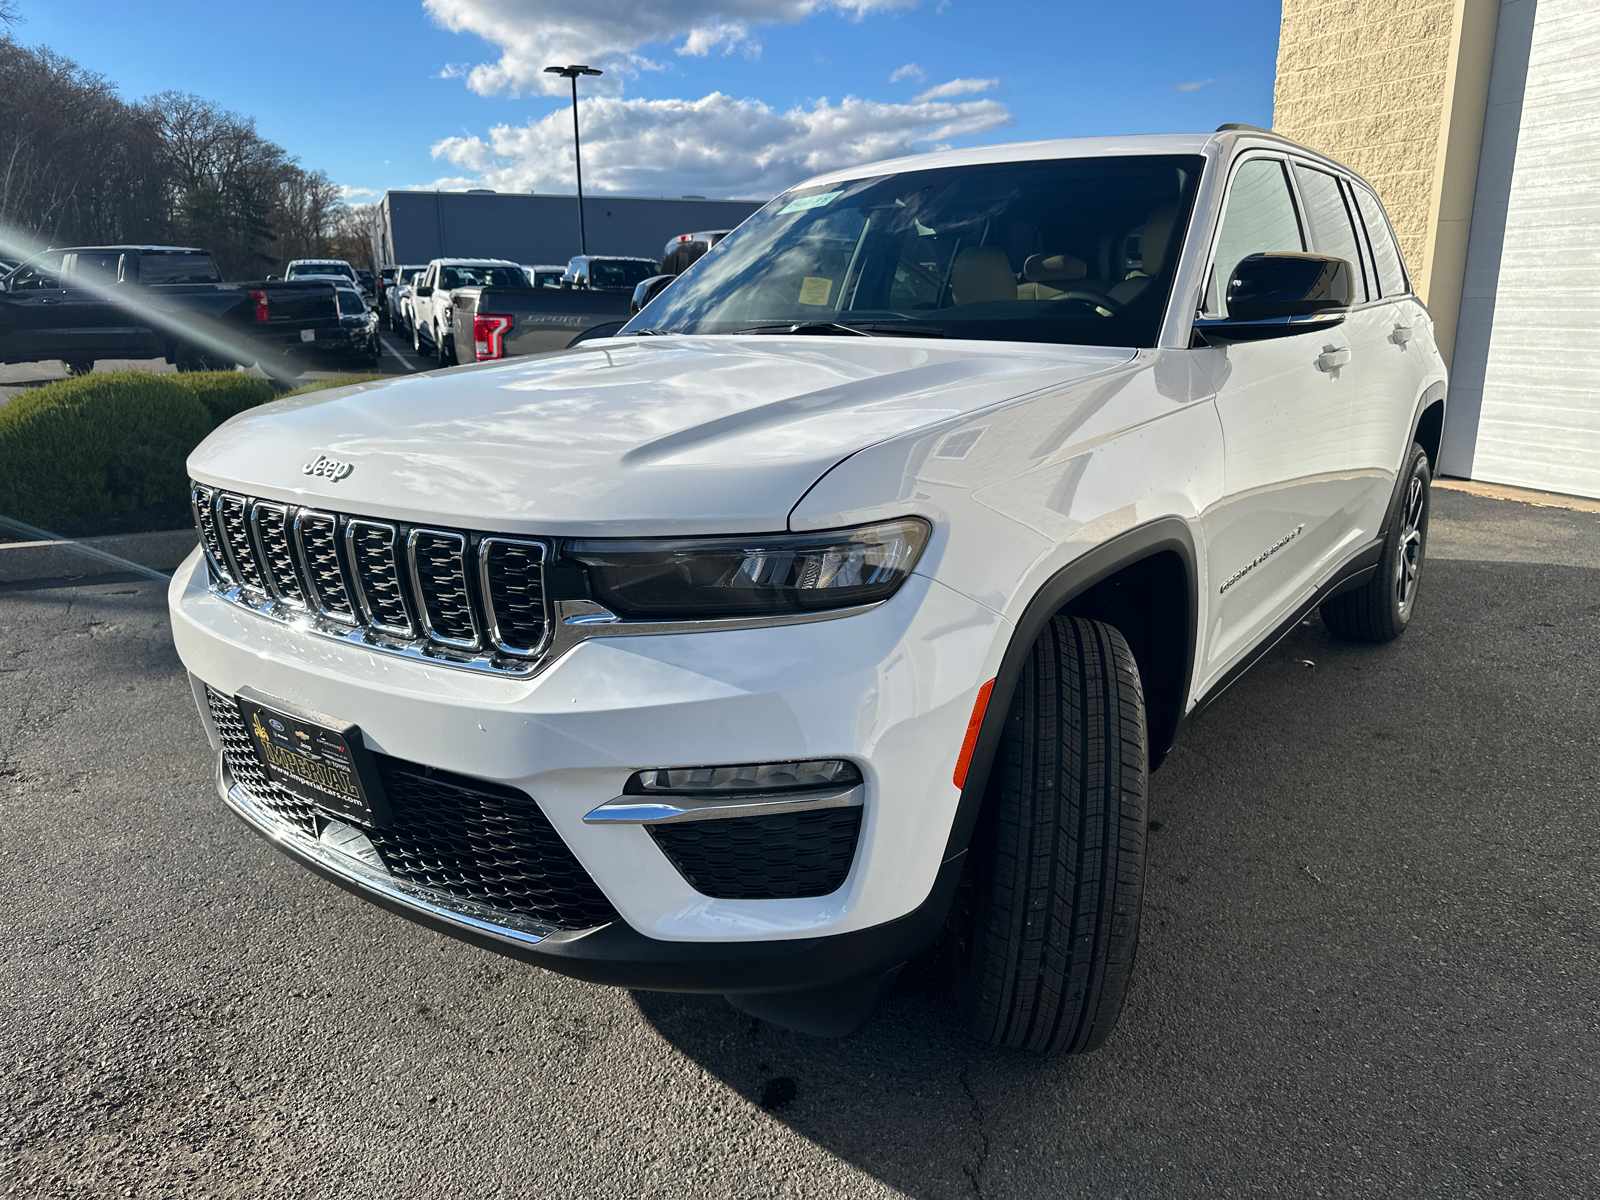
[0,245,344,378]
[448,286,632,363]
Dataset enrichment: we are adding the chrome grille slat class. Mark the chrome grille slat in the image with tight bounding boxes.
[189,480,550,675]
[479,538,548,656]
[216,492,265,592]
[250,501,306,607]
[408,529,480,650]
[191,483,231,583]
[347,519,414,638]
[294,510,358,625]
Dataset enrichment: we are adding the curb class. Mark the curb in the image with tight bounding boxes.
[0,528,196,583]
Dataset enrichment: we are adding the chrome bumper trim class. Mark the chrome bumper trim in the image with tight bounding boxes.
[219,765,556,947]
[582,784,862,825]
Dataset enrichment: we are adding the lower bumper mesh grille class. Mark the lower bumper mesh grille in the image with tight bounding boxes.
[206,689,617,930]
[649,807,862,899]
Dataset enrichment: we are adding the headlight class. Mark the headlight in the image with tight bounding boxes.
[564,517,930,618]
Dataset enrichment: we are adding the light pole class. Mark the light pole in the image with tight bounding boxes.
[544,64,603,257]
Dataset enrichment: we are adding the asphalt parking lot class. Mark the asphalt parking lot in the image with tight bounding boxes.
[1,486,1597,1198]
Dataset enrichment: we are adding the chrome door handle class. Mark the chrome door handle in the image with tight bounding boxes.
[1389,324,1413,346]
[1316,346,1351,372]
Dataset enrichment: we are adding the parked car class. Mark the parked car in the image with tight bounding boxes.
[172,129,1445,1049]
[561,255,659,292]
[660,229,731,274]
[522,264,567,290]
[354,269,376,299]
[449,285,632,362]
[410,258,529,365]
[284,259,358,285]
[0,245,345,377]
[393,267,426,337]
[308,284,379,369]
[381,264,425,330]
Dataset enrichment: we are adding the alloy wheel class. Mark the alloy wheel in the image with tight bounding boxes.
[1394,474,1425,617]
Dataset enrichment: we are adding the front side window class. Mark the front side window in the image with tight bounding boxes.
[1293,165,1368,303]
[1204,158,1305,318]
[1352,186,1408,298]
[8,252,63,291]
[624,155,1204,348]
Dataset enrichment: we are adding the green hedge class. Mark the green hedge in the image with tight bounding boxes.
[282,374,385,398]
[0,370,282,531]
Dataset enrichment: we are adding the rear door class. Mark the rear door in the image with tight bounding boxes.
[1193,154,1361,684]
[58,250,161,360]
[1347,182,1434,535]
[0,252,68,363]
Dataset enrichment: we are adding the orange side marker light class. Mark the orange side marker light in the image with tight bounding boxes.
[953,678,996,790]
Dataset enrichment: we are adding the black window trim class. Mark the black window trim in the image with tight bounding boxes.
[1196,150,1308,319]
[1286,160,1376,307]
[1346,178,1412,299]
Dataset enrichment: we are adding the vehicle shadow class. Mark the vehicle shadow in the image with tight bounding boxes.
[630,552,1600,1197]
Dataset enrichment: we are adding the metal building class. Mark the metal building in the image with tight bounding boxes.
[371,190,766,273]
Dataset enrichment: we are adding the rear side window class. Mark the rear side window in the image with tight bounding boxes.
[1204,158,1305,317]
[336,290,366,315]
[64,251,124,285]
[1293,165,1368,303]
[1352,187,1408,297]
[138,253,221,284]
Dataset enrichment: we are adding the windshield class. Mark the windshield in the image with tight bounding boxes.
[625,155,1202,347]
[138,253,220,284]
[288,262,353,279]
[439,265,527,289]
[589,260,657,289]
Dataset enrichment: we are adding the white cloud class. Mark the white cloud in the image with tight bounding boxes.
[1175,78,1214,92]
[422,0,919,95]
[338,185,379,200]
[438,62,470,79]
[428,90,1013,199]
[911,77,996,102]
[889,62,925,83]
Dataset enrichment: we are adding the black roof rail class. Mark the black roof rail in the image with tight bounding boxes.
[1216,123,1274,134]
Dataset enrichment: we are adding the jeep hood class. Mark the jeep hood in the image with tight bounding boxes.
[190,336,1133,536]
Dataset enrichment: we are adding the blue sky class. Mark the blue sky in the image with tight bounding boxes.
[14,0,1282,200]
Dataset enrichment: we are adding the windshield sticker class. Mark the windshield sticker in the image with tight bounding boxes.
[798,277,834,306]
[780,190,843,214]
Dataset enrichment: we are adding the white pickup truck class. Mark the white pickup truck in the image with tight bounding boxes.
[172,128,1446,1049]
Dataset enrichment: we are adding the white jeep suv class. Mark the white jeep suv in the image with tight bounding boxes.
[172,129,1445,1049]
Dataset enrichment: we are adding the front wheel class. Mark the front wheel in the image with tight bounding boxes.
[954,615,1149,1054]
[64,358,95,377]
[437,330,455,367]
[1321,442,1431,642]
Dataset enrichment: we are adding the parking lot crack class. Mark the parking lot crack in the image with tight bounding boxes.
[959,1068,991,1199]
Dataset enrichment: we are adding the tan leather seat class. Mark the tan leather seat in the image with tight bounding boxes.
[1016,253,1087,300]
[1108,204,1179,305]
[951,247,1016,305]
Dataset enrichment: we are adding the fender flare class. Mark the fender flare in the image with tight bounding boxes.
[939,516,1199,862]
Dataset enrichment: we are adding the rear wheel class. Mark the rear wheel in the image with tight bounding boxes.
[954,615,1148,1054]
[1321,442,1431,642]
[437,330,455,367]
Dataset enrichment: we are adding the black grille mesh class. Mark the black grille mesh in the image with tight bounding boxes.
[411,531,477,645]
[253,504,305,605]
[216,493,264,591]
[348,522,411,633]
[481,540,547,652]
[295,511,357,622]
[649,807,862,899]
[207,689,616,930]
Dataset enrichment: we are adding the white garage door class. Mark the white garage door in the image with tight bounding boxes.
[1442,0,1600,499]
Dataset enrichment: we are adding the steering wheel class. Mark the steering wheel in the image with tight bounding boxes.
[1048,290,1123,315]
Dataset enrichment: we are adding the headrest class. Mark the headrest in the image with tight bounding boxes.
[1023,253,1087,283]
[951,247,1016,305]
[1139,204,1180,277]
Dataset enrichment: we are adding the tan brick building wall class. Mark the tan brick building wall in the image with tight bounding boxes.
[1272,0,1500,366]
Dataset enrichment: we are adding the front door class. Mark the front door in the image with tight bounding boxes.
[1193,155,1361,688]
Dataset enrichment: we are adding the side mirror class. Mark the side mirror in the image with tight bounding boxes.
[1193,253,1351,343]
[415,285,433,297]
[640,275,675,308]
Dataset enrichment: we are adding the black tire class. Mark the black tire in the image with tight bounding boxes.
[1320,442,1431,643]
[954,615,1148,1054]
[64,358,95,377]
[438,331,455,367]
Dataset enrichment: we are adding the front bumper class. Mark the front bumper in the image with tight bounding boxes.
[170,547,1007,980]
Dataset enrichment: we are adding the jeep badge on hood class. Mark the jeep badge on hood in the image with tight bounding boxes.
[302,453,353,481]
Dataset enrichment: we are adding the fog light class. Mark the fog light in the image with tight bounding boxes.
[625,759,861,796]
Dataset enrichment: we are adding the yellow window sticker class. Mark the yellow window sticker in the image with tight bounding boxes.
[798,276,833,306]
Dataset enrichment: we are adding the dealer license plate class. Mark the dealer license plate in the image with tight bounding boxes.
[236,692,388,826]
[300,328,315,342]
